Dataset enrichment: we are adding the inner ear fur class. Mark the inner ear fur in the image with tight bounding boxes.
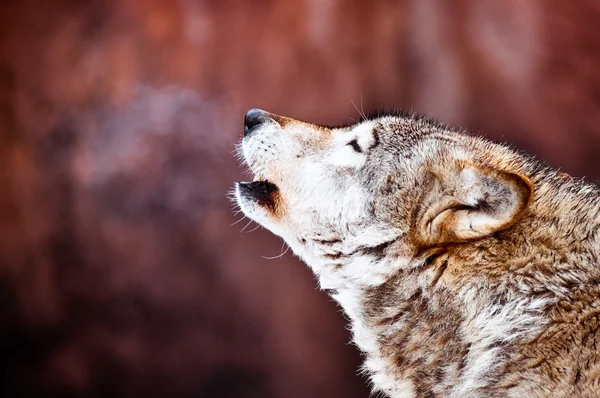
[415,162,533,247]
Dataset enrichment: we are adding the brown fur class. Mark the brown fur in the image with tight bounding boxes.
[235,111,600,397]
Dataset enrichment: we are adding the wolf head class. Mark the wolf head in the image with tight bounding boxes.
[234,109,533,288]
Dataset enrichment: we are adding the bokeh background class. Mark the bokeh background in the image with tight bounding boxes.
[1,1,600,397]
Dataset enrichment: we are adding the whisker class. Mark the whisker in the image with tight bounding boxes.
[351,98,367,121]
[360,91,366,119]
[240,219,254,233]
[351,100,362,120]
[261,242,290,260]
[246,224,261,233]
[230,215,247,227]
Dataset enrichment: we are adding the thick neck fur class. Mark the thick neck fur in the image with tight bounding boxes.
[304,159,600,398]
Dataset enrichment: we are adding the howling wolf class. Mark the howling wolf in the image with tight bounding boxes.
[233,109,600,397]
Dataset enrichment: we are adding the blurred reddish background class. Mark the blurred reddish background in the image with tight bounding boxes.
[1,1,600,397]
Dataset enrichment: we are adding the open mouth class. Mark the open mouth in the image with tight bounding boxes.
[237,180,279,211]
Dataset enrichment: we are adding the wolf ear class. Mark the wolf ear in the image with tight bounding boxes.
[417,164,533,246]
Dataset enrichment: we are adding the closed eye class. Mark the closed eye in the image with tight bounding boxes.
[348,139,362,153]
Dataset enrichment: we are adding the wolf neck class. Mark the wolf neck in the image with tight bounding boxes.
[320,254,410,344]
[311,249,414,328]
[324,255,428,397]
[306,237,408,291]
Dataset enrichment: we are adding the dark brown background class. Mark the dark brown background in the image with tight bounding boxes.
[1,1,600,397]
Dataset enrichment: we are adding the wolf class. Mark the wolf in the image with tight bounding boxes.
[233,108,600,397]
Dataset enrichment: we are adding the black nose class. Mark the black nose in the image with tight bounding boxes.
[244,108,269,137]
